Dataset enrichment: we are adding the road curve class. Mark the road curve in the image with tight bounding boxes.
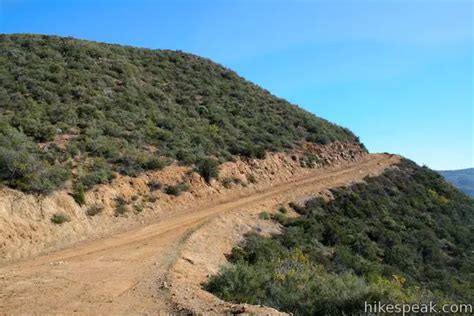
[0,153,399,315]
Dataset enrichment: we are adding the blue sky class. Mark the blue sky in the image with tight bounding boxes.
[1,0,472,170]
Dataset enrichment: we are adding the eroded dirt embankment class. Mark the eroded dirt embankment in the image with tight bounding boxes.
[0,141,364,264]
[0,144,401,315]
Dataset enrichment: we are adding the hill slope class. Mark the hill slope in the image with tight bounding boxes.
[0,34,360,195]
[438,168,474,196]
[207,159,474,314]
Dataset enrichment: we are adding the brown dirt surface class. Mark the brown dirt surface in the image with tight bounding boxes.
[168,153,400,314]
[0,141,365,264]
[0,152,400,315]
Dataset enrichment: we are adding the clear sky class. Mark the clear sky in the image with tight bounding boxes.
[1,0,472,170]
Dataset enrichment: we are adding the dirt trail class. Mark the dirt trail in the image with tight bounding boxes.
[0,154,399,315]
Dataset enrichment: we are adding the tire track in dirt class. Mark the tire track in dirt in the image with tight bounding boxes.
[0,154,399,315]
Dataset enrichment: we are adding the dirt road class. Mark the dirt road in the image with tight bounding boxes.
[0,154,399,315]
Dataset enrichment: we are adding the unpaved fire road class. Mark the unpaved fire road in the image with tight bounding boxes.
[0,154,398,315]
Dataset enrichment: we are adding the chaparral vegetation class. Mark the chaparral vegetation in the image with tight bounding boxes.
[0,34,360,194]
[206,160,474,315]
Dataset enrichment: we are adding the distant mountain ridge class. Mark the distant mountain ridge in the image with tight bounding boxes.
[438,168,474,196]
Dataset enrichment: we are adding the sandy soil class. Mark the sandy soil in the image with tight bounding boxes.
[0,141,365,264]
[0,153,399,315]
[168,153,400,314]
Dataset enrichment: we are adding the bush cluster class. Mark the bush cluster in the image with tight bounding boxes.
[50,213,70,224]
[163,183,190,196]
[206,160,474,314]
[114,196,128,216]
[0,34,360,195]
[221,176,242,188]
[0,126,69,194]
[195,158,219,183]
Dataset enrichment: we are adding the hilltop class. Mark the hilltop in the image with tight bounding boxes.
[438,168,474,196]
[0,34,360,195]
[0,34,472,315]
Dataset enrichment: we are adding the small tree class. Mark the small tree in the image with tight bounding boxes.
[196,157,219,183]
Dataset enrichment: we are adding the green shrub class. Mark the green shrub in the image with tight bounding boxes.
[143,156,167,171]
[114,196,128,216]
[115,195,127,205]
[314,134,331,145]
[195,157,219,183]
[271,212,288,224]
[51,213,70,224]
[222,177,241,189]
[0,34,361,198]
[222,177,232,189]
[84,135,120,159]
[115,204,128,216]
[206,160,474,313]
[72,185,86,205]
[78,160,114,189]
[18,166,69,195]
[278,206,288,214]
[0,131,69,194]
[259,211,271,220]
[144,194,159,203]
[164,183,190,196]
[300,153,321,168]
[288,202,304,213]
[175,149,197,165]
[134,203,144,213]
[113,154,144,177]
[229,143,266,159]
[206,254,402,315]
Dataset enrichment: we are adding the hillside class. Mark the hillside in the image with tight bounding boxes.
[1,34,473,315]
[0,154,396,314]
[207,159,474,314]
[0,34,360,196]
[438,168,474,196]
